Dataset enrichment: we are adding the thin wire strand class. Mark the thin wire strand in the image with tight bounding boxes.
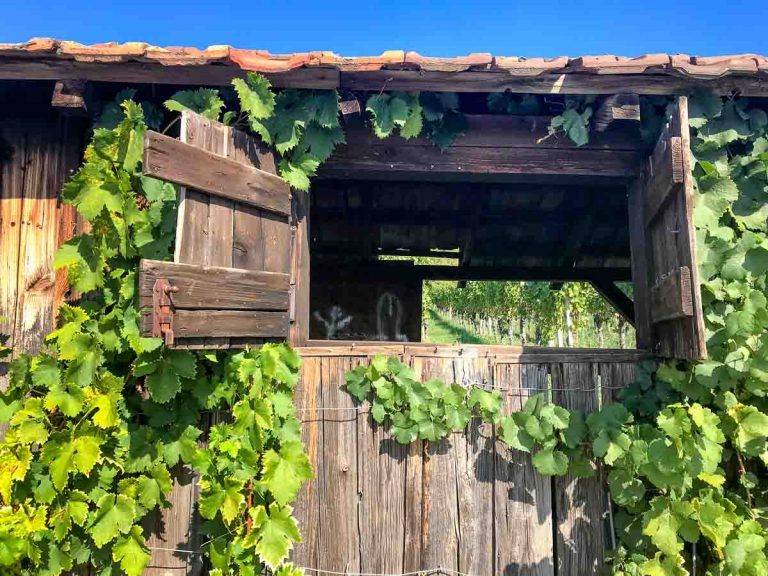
[298,567,473,576]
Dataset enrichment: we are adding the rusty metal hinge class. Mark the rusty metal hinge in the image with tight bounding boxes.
[152,279,178,347]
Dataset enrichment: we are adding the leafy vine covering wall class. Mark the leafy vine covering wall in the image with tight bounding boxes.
[0,72,766,576]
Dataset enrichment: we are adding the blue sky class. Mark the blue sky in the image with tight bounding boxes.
[2,0,767,58]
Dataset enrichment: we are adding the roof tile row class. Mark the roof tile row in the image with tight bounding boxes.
[1,38,766,78]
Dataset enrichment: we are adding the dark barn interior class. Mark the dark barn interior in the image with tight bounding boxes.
[309,178,632,342]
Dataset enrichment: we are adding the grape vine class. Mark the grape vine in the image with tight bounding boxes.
[1,69,767,576]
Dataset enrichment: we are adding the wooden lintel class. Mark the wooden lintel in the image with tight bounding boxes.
[322,142,641,179]
[593,94,640,132]
[315,264,631,282]
[590,280,635,326]
[51,79,88,115]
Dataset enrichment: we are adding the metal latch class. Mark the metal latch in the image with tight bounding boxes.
[152,279,178,346]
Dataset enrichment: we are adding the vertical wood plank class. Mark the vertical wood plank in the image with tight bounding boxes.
[291,356,321,569]
[0,120,26,387]
[494,362,554,576]
[599,362,636,406]
[554,362,607,576]
[318,356,360,573]
[413,356,460,574]
[174,113,210,266]
[402,353,424,573]
[13,119,65,356]
[454,357,494,576]
[358,372,407,573]
[230,127,267,271]
[628,178,651,350]
[402,438,425,573]
[289,192,310,346]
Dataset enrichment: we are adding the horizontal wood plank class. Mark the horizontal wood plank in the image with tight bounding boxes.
[321,142,642,178]
[651,266,693,324]
[143,131,291,215]
[297,341,649,362]
[0,57,340,88]
[340,69,768,96]
[314,264,632,282]
[342,115,644,151]
[174,310,289,338]
[139,259,289,311]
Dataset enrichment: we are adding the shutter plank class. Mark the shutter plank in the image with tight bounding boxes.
[650,266,693,323]
[139,260,289,311]
[174,310,289,338]
[639,96,706,359]
[644,134,684,225]
[144,130,291,215]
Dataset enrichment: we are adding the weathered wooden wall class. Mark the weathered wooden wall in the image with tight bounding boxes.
[292,344,640,576]
[0,113,86,382]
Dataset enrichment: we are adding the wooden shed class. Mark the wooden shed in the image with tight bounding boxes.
[2,40,768,575]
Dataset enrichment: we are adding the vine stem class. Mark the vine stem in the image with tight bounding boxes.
[735,451,753,508]
[246,478,254,533]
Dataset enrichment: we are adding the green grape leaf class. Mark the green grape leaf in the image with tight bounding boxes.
[232,72,275,121]
[532,448,568,476]
[44,384,86,417]
[247,503,301,569]
[88,494,136,547]
[165,89,224,120]
[199,477,244,524]
[261,441,314,506]
[113,526,151,576]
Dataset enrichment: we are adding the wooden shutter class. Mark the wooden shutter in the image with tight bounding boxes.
[629,96,706,360]
[138,111,300,349]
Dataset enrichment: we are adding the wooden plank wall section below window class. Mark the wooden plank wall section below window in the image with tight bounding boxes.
[0,115,85,396]
[289,348,639,575]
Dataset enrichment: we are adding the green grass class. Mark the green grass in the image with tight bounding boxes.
[424,309,491,345]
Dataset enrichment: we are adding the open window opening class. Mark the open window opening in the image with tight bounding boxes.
[422,281,636,348]
[309,179,636,348]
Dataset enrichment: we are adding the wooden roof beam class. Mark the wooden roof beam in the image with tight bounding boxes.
[314,263,632,282]
[2,58,767,96]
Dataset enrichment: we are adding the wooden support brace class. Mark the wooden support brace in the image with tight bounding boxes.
[51,80,88,115]
[593,94,640,132]
[590,280,635,326]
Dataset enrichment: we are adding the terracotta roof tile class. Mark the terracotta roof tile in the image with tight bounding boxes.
[59,41,148,62]
[569,54,670,74]
[494,56,569,76]
[0,38,766,81]
[690,55,760,77]
[405,52,493,72]
[145,45,230,65]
